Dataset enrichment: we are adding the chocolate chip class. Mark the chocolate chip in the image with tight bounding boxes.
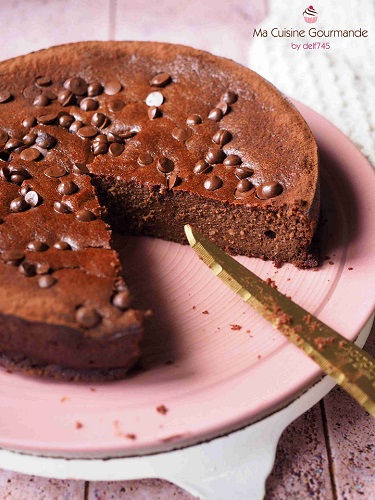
[23,131,37,146]
[69,120,84,134]
[93,134,109,144]
[221,91,237,104]
[212,129,232,146]
[1,251,24,264]
[37,113,58,125]
[73,163,89,174]
[57,180,78,195]
[87,82,103,97]
[54,240,71,250]
[150,73,171,87]
[208,108,223,122]
[5,139,23,151]
[186,114,202,126]
[76,306,101,328]
[107,132,123,144]
[109,143,124,157]
[42,89,57,101]
[92,142,108,155]
[20,148,41,161]
[0,166,10,181]
[10,196,29,212]
[216,101,229,115]
[148,106,160,120]
[157,157,174,174]
[104,80,122,95]
[80,98,99,111]
[146,91,164,107]
[112,290,132,309]
[167,172,180,189]
[44,165,66,178]
[36,76,51,87]
[237,178,254,193]
[59,114,74,128]
[25,190,41,207]
[108,99,125,112]
[0,91,12,104]
[77,125,98,139]
[33,94,50,107]
[0,130,9,146]
[0,152,11,164]
[22,116,37,128]
[23,85,39,100]
[91,112,107,128]
[36,132,56,149]
[172,127,192,142]
[19,185,30,196]
[38,275,57,288]
[235,167,254,179]
[76,209,96,222]
[137,153,153,166]
[224,154,242,166]
[256,182,283,199]
[118,129,136,140]
[10,174,25,185]
[19,261,36,277]
[53,201,71,214]
[68,77,88,96]
[36,262,51,274]
[57,89,75,106]
[205,148,226,165]
[27,240,48,252]
[193,160,212,174]
[204,176,223,191]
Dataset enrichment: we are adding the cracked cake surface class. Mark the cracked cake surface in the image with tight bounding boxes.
[0,41,319,380]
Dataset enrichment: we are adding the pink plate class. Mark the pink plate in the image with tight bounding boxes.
[1,101,374,458]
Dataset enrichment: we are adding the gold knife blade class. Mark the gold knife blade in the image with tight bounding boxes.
[184,224,375,416]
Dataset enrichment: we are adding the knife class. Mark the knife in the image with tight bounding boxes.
[184,224,375,416]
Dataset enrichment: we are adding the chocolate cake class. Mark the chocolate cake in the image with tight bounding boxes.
[0,41,319,380]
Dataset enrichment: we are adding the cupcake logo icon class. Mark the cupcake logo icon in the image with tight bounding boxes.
[303,5,318,23]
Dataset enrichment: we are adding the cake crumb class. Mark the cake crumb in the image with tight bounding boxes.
[246,329,251,334]
[192,305,196,310]
[348,267,353,271]
[324,255,331,260]
[90,387,96,392]
[202,310,209,315]
[230,324,242,331]
[328,261,334,266]
[265,278,278,289]
[257,355,262,359]
[125,433,137,440]
[60,396,69,403]
[314,336,336,351]
[75,421,83,429]
[156,404,168,415]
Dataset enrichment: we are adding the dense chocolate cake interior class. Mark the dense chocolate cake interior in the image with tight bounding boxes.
[0,42,319,380]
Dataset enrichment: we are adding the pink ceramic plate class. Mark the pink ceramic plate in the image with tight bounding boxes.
[1,101,374,458]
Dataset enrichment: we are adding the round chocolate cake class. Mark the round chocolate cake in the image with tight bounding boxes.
[0,42,319,380]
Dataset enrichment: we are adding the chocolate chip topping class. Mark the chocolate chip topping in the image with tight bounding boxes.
[5,138,23,151]
[205,148,226,165]
[150,73,171,87]
[92,142,108,155]
[36,262,51,274]
[78,125,98,139]
[137,152,153,166]
[80,98,99,111]
[10,197,29,212]
[69,120,84,134]
[112,290,132,310]
[204,176,223,191]
[19,185,30,196]
[53,201,71,214]
[22,116,37,128]
[172,127,192,142]
[35,132,56,149]
[0,91,12,104]
[87,82,103,97]
[54,241,71,250]
[37,113,58,125]
[25,190,42,207]
[10,174,25,185]
[45,165,66,178]
[91,112,106,128]
[23,131,37,146]
[146,91,164,107]
[256,181,283,199]
[76,209,96,222]
[208,108,223,122]
[236,179,254,193]
[76,306,101,328]
[212,129,232,146]
[157,157,174,174]
[147,106,160,120]
[36,76,51,87]
[57,180,79,195]
[67,77,88,96]
[19,261,36,277]
[108,99,125,112]
[27,240,48,252]
[186,114,202,126]
[104,80,122,95]
[193,160,212,174]
[109,143,124,157]
[33,94,50,107]
[59,114,74,128]
[224,154,242,166]
[221,91,237,104]
[167,171,180,189]
[0,130,9,146]
[1,251,24,264]
[57,89,75,107]
[73,163,89,175]
[38,275,57,289]
[235,167,254,179]
[216,101,229,115]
